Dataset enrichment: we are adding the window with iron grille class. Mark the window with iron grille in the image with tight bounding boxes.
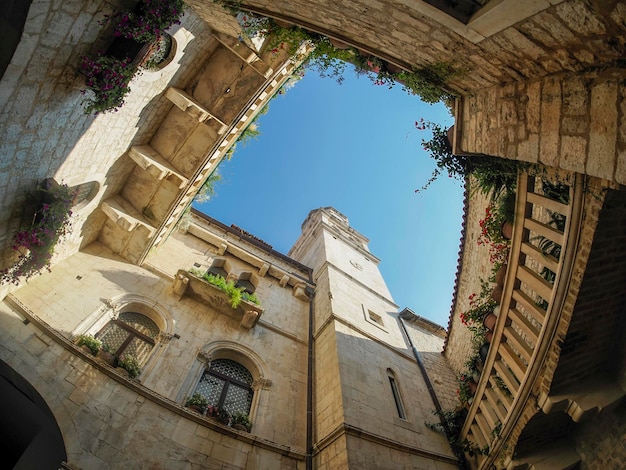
[194,359,254,416]
[97,312,159,366]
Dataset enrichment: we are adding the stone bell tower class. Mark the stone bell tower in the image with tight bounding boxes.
[289,207,456,469]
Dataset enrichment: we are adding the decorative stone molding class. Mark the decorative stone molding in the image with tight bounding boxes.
[197,351,212,365]
[292,282,310,301]
[165,87,228,133]
[252,377,272,390]
[157,332,174,343]
[259,263,269,277]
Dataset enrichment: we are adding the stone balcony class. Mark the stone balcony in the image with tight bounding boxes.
[172,269,264,328]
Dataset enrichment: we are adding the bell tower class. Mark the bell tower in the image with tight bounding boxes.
[289,207,456,469]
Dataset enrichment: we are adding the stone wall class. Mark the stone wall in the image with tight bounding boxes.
[443,184,493,376]
[0,211,316,467]
[0,0,215,271]
[0,302,305,468]
[460,69,626,186]
[229,1,626,96]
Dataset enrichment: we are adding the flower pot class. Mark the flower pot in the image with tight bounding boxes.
[80,345,94,355]
[467,380,478,395]
[107,37,155,67]
[479,343,490,362]
[491,285,503,304]
[483,313,497,331]
[485,330,494,343]
[187,405,204,414]
[500,220,513,240]
[115,366,130,378]
[232,423,247,432]
[495,264,507,286]
[143,34,176,71]
[96,349,116,367]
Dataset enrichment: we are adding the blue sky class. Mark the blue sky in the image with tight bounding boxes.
[194,66,464,327]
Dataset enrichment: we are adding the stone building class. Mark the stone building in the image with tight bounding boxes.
[0,204,458,468]
[1,0,625,468]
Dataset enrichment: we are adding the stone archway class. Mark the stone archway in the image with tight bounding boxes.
[0,359,67,469]
[187,0,626,186]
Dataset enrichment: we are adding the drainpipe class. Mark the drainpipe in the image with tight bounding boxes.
[305,275,315,470]
[398,310,450,438]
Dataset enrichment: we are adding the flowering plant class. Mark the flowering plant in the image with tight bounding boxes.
[457,373,477,404]
[104,0,185,43]
[81,53,136,114]
[478,203,510,266]
[460,292,496,327]
[1,181,76,285]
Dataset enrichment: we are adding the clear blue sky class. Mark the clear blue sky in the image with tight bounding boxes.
[194,66,464,327]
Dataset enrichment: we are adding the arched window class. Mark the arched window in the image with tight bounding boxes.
[194,359,254,415]
[97,312,159,365]
[387,369,406,419]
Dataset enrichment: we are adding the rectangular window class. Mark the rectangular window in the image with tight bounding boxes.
[389,376,406,419]
[368,310,384,327]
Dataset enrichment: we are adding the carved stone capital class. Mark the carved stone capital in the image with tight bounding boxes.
[158,332,173,343]
[197,351,212,365]
[253,377,272,390]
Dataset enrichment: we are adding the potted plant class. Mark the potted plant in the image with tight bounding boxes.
[185,393,208,414]
[80,0,185,114]
[457,373,477,405]
[206,404,219,418]
[80,54,136,115]
[1,180,76,285]
[216,407,231,425]
[96,344,117,367]
[117,355,141,379]
[231,412,252,432]
[75,334,101,355]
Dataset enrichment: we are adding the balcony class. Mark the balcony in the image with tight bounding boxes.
[459,172,626,468]
[172,269,264,328]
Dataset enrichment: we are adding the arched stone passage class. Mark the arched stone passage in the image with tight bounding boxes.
[0,0,33,79]
[188,1,626,186]
[0,359,67,469]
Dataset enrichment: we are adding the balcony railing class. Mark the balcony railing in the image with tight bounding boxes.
[460,171,584,467]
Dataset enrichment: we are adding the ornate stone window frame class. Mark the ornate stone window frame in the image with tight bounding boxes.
[72,294,174,380]
[177,341,271,424]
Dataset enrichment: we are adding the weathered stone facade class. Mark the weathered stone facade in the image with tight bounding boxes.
[1,0,625,468]
[0,206,457,468]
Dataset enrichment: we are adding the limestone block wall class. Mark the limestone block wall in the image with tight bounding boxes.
[443,186,494,375]
[219,1,626,96]
[0,302,305,468]
[0,0,215,261]
[147,226,310,341]
[403,319,458,412]
[460,69,626,186]
[7,241,310,453]
[333,320,453,457]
